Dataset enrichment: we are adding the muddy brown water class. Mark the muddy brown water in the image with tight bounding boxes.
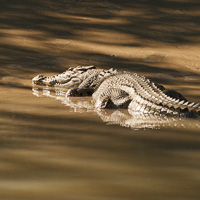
[1,72,200,200]
[1,0,200,199]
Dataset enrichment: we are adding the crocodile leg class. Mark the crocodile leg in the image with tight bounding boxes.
[93,73,200,117]
[94,88,131,109]
[66,70,101,96]
[66,68,118,97]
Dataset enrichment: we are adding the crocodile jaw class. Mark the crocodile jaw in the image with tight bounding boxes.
[32,75,46,86]
[32,65,96,87]
[54,78,82,88]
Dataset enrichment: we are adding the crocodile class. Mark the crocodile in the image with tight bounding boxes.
[32,66,200,117]
[92,72,200,117]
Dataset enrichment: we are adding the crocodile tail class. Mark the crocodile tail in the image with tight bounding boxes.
[120,85,200,117]
[151,83,200,116]
[173,100,200,115]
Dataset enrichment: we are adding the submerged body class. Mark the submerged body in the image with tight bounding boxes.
[32,66,200,117]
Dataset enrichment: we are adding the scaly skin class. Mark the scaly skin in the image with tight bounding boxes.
[93,72,200,117]
[32,65,96,87]
[66,68,118,96]
[32,66,200,117]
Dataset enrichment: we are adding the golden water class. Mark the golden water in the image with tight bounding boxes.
[1,0,200,199]
[0,74,200,200]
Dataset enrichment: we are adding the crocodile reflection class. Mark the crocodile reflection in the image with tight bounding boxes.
[32,87,200,130]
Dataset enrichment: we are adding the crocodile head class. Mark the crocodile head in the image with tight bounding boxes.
[32,65,96,88]
[32,75,46,86]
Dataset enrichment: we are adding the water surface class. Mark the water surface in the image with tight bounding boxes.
[0,75,200,200]
[1,0,200,199]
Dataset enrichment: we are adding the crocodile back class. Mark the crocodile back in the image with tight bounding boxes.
[93,72,200,117]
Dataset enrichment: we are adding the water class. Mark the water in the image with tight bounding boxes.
[1,0,200,199]
[0,75,200,200]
